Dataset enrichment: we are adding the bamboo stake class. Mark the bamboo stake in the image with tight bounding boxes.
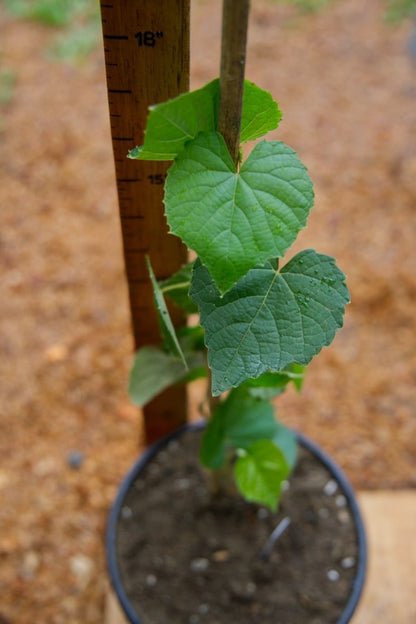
[217,0,251,167]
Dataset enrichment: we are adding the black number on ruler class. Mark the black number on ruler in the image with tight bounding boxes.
[135,31,164,47]
[148,174,167,185]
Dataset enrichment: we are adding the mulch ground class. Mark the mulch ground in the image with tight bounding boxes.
[0,1,415,622]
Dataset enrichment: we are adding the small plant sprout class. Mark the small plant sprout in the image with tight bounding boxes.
[128,77,350,511]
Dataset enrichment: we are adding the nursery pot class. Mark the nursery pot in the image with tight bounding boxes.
[107,422,367,624]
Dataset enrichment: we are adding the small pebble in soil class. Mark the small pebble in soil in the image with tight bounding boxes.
[148,463,160,476]
[198,604,210,615]
[174,478,191,490]
[335,494,347,507]
[327,569,340,582]
[157,450,168,463]
[281,479,290,491]
[20,551,40,580]
[33,457,57,477]
[257,508,269,520]
[341,556,356,569]
[190,557,210,572]
[323,479,338,496]
[69,554,94,588]
[230,580,257,600]
[318,507,330,519]
[121,506,133,519]
[337,510,351,524]
[212,549,229,562]
[145,574,157,587]
[189,616,199,624]
[66,450,85,470]
[167,440,180,452]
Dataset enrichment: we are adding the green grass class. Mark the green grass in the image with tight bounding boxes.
[4,0,97,27]
[0,68,16,105]
[384,0,416,24]
[4,0,100,62]
[270,0,333,14]
[272,0,416,22]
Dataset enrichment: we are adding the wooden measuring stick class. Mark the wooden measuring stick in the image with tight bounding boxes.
[100,0,190,443]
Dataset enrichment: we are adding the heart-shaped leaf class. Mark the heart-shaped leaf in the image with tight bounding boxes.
[166,133,314,293]
[190,249,350,395]
[128,79,281,161]
[234,440,290,510]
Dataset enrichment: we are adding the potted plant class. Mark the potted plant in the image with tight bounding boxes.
[107,2,366,622]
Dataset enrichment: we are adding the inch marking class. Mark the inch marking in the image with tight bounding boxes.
[113,137,134,141]
[104,34,129,40]
[135,31,164,48]
[148,173,167,185]
[110,113,121,118]
[117,178,141,183]
[121,216,145,220]
[108,89,132,94]
[105,62,118,67]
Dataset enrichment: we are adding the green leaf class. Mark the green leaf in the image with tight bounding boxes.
[290,363,306,392]
[190,249,350,395]
[234,440,290,510]
[128,79,282,161]
[166,132,314,293]
[242,364,306,400]
[177,325,206,352]
[272,422,298,470]
[200,389,277,469]
[240,81,282,143]
[159,262,198,313]
[199,411,227,470]
[128,347,206,407]
[146,257,187,366]
[128,80,218,161]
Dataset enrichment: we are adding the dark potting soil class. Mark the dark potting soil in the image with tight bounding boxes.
[115,429,359,624]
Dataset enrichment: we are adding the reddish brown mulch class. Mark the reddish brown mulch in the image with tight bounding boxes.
[1,1,415,621]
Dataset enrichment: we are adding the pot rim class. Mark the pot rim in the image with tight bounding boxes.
[107,421,367,624]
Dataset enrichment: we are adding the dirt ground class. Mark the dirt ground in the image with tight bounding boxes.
[0,1,415,622]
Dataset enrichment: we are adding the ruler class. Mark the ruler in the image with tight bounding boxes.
[100,0,190,442]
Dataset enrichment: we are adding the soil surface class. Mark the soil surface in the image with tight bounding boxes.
[0,1,415,622]
[116,427,360,624]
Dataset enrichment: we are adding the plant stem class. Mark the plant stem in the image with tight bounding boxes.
[206,0,250,500]
[218,0,250,167]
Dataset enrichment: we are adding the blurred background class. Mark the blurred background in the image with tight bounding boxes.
[0,0,415,621]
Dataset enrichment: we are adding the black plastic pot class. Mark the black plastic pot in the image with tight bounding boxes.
[107,421,367,624]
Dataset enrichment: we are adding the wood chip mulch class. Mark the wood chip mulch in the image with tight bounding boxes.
[1,1,415,621]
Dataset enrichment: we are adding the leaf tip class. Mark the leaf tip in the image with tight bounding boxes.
[127,145,142,159]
